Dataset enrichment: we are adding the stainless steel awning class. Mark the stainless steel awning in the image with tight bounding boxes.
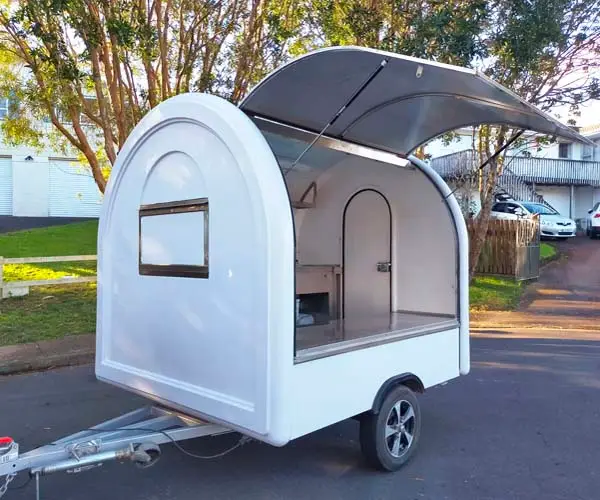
[240,46,592,156]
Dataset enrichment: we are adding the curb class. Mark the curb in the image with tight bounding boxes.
[0,334,95,376]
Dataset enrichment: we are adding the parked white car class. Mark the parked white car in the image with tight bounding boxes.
[490,201,577,239]
[585,202,600,239]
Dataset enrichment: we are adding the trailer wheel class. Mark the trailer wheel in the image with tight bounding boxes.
[359,385,421,472]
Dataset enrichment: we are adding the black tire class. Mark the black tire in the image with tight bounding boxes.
[359,385,421,472]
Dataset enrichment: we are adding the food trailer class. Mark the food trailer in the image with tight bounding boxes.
[0,46,587,497]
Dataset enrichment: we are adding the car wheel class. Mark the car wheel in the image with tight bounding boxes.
[359,385,421,472]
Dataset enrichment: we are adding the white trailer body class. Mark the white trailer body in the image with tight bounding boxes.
[0,47,590,493]
[93,47,586,451]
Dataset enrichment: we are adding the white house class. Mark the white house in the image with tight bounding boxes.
[425,123,600,224]
[0,100,103,219]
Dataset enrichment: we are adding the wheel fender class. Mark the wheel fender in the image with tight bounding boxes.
[371,374,424,414]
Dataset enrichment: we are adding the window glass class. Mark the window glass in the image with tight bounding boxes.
[521,202,558,215]
[139,198,209,278]
[558,143,570,158]
[504,203,520,214]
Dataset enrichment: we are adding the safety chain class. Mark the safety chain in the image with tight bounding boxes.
[0,474,16,498]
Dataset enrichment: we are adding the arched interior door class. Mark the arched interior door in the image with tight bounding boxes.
[343,189,391,319]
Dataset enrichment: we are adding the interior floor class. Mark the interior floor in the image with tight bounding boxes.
[295,311,458,361]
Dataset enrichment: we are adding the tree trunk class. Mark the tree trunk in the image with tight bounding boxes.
[468,190,494,282]
[468,127,508,281]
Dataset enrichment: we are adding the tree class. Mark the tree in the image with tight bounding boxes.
[309,0,600,278]
[311,0,488,66]
[466,0,600,279]
[0,0,312,192]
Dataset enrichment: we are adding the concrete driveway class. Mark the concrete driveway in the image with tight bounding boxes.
[522,236,600,316]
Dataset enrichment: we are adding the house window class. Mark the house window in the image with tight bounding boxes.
[558,143,571,159]
[583,145,593,161]
[139,198,209,278]
[0,98,9,119]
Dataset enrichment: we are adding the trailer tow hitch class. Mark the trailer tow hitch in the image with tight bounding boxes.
[1,438,161,499]
[0,406,233,499]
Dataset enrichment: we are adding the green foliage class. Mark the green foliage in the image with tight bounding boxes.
[0,0,597,200]
[312,0,488,65]
[483,0,600,108]
[0,0,314,192]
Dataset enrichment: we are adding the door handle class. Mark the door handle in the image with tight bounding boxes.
[376,262,391,272]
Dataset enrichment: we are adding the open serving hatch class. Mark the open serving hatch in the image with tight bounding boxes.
[241,45,591,155]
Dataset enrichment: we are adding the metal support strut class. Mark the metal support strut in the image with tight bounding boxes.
[287,58,389,176]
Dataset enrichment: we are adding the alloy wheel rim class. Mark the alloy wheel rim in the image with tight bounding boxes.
[385,400,415,458]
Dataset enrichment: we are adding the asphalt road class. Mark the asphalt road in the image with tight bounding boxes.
[1,334,599,500]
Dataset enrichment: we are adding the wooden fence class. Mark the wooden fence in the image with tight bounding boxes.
[0,255,97,299]
[468,219,541,280]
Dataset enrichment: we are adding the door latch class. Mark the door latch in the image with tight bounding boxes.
[376,262,391,272]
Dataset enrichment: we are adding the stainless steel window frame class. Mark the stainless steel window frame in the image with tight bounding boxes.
[138,198,209,278]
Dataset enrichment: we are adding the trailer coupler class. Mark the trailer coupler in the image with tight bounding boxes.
[0,405,233,499]
[31,441,161,477]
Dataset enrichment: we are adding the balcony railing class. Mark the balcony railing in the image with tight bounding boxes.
[430,150,549,206]
[431,149,600,187]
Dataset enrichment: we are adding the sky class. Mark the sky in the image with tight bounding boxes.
[567,101,600,127]
[547,98,600,128]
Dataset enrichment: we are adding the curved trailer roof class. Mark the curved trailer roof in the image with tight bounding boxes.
[241,46,591,156]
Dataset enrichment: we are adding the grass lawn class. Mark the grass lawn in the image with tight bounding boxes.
[540,242,557,261]
[470,277,523,311]
[0,221,98,346]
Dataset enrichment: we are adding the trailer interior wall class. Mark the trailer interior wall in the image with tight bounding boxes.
[294,155,457,315]
[261,129,459,357]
